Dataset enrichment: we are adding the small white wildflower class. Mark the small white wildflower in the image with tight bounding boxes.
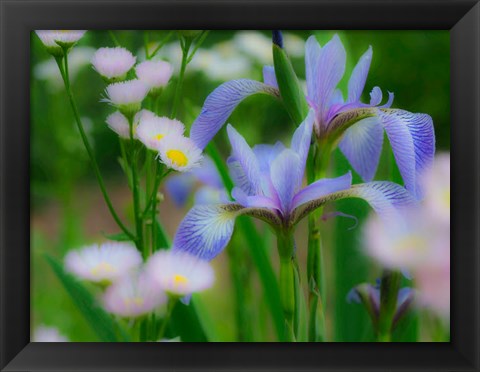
[103,271,167,318]
[157,134,203,172]
[135,60,173,94]
[64,242,142,284]
[33,326,69,342]
[35,30,86,56]
[104,79,149,117]
[145,250,214,296]
[91,47,136,82]
[136,116,185,151]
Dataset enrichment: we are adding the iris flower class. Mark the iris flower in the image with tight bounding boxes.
[189,34,434,199]
[173,111,414,261]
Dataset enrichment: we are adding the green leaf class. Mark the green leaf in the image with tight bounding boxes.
[169,300,209,342]
[104,232,134,242]
[272,44,309,125]
[44,254,126,342]
[154,218,171,249]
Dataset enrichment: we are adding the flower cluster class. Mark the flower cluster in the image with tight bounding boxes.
[91,45,203,172]
[65,242,214,318]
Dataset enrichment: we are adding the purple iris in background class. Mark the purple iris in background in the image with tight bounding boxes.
[189,34,435,199]
[173,111,415,261]
[165,156,229,207]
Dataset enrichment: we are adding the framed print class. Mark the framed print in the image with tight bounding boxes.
[1,0,479,371]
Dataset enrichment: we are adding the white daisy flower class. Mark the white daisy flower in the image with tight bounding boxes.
[64,242,142,284]
[136,116,185,151]
[145,250,214,296]
[134,109,157,124]
[135,60,173,94]
[103,270,167,318]
[33,326,69,342]
[105,111,133,139]
[91,47,136,82]
[157,134,203,172]
[35,30,86,56]
[103,79,149,117]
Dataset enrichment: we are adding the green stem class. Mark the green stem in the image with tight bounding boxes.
[108,30,121,47]
[377,270,401,342]
[186,31,210,63]
[55,52,134,240]
[148,31,174,60]
[277,230,296,342]
[127,116,144,255]
[158,298,177,340]
[170,37,192,119]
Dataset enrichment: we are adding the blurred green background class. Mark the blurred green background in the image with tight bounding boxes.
[31,30,450,342]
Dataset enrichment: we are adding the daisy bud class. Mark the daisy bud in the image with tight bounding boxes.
[91,47,136,82]
[35,30,86,57]
[64,242,142,284]
[136,116,185,151]
[145,250,214,297]
[105,111,133,139]
[103,79,149,118]
[135,60,173,96]
[157,134,203,172]
[103,271,167,318]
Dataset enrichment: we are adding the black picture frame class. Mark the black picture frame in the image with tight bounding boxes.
[1,0,479,371]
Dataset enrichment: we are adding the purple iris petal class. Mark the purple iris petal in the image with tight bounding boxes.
[270,149,302,214]
[290,110,315,173]
[348,46,373,103]
[346,181,416,218]
[191,156,224,189]
[339,117,384,182]
[253,142,286,172]
[305,35,322,108]
[190,79,279,150]
[226,124,262,195]
[164,174,196,207]
[291,172,352,210]
[262,65,278,89]
[378,110,435,199]
[315,34,346,124]
[173,204,238,261]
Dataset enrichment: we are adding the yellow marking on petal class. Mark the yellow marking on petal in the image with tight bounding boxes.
[167,150,188,167]
[91,262,116,276]
[393,235,427,254]
[443,189,450,207]
[154,134,165,141]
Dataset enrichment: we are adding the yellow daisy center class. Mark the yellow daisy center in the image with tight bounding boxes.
[154,133,164,141]
[167,150,188,167]
[124,296,145,309]
[172,274,189,289]
[91,262,116,276]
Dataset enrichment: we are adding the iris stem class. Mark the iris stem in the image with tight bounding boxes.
[55,52,135,240]
[277,230,296,342]
[306,142,331,342]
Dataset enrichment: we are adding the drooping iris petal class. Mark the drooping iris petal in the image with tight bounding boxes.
[291,172,352,210]
[226,124,262,195]
[290,110,315,172]
[291,181,415,224]
[190,79,279,149]
[339,116,384,182]
[305,35,322,107]
[379,109,435,199]
[173,203,280,260]
[262,65,278,89]
[348,46,372,103]
[370,87,383,106]
[315,34,346,122]
[164,174,196,207]
[270,149,302,214]
[173,204,239,261]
